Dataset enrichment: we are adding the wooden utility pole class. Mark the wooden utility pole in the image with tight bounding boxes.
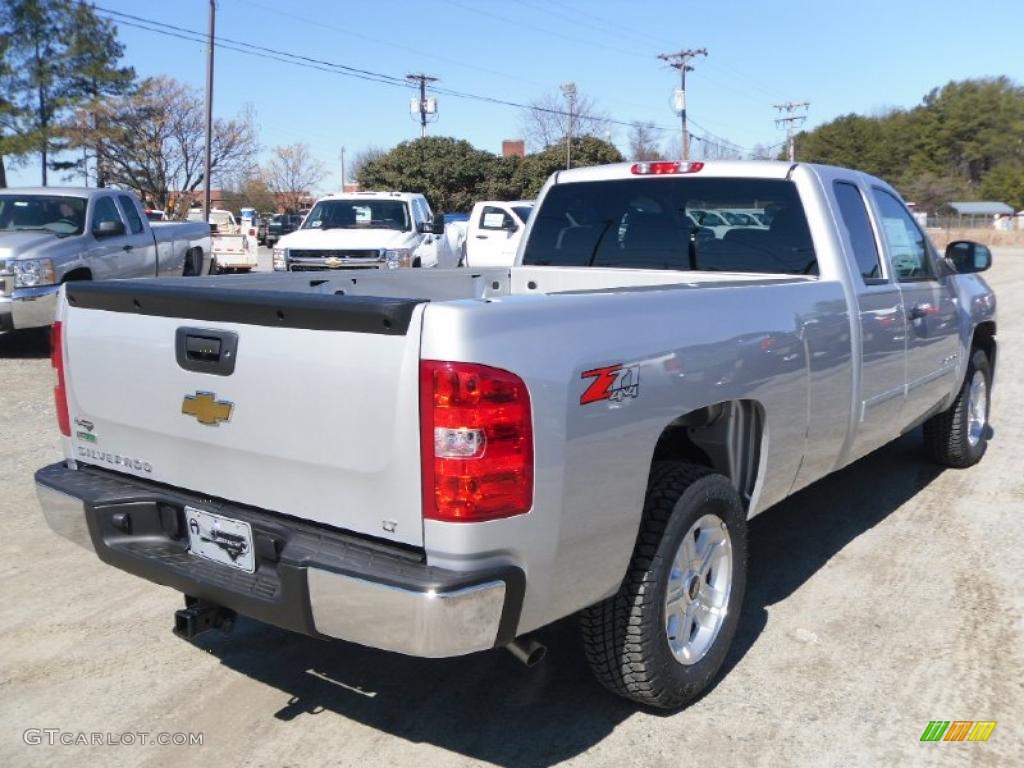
[406,73,439,138]
[773,101,810,162]
[657,48,707,162]
[202,0,216,218]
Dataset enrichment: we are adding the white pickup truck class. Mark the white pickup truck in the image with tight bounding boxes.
[35,161,997,709]
[272,191,447,271]
[460,200,534,267]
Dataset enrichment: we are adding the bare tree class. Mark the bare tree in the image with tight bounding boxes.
[748,143,776,161]
[628,122,662,161]
[67,76,257,214]
[664,134,743,162]
[221,171,277,213]
[263,143,327,212]
[519,89,611,151]
[348,144,386,185]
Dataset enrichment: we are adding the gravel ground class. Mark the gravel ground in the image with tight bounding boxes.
[1,250,1021,768]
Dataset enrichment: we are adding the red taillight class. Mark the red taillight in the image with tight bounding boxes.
[420,360,533,522]
[51,321,70,436]
[631,161,704,175]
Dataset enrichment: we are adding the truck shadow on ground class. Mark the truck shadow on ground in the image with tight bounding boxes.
[0,328,50,358]
[201,429,944,768]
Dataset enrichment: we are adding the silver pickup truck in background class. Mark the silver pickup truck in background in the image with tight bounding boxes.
[35,161,996,709]
[0,187,211,333]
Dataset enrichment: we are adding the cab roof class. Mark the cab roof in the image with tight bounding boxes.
[552,161,800,185]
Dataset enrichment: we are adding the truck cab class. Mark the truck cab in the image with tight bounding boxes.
[271,191,443,272]
[462,200,534,268]
[1,188,210,333]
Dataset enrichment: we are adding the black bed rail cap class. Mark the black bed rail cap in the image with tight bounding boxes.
[64,280,425,335]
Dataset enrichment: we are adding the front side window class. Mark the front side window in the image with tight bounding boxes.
[522,177,817,274]
[833,181,882,281]
[871,188,932,280]
[91,197,123,230]
[302,200,410,231]
[480,206,513,230]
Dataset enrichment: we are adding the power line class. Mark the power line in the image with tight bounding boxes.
[657,48,708,163]
[773,101,810,161]
[236,0,550,91]
[93,6,409,87]
[93,5,762,154]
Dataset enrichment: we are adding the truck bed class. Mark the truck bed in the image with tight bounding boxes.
[109,266,812,303]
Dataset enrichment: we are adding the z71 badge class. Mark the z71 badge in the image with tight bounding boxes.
[580,364,640,405]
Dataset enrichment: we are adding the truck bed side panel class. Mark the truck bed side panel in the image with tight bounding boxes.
[419,278,850,633]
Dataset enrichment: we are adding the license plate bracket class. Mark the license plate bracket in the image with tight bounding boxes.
[185,506,255,574]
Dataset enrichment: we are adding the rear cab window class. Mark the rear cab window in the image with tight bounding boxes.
[521,177,817,275]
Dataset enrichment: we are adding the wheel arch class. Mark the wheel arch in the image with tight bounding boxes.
[651,399,767,512]
[972,320,996,380]
[62,267,92,282]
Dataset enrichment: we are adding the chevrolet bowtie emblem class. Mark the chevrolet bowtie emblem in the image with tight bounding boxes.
[182,392,233,426]
[324,256,344,268]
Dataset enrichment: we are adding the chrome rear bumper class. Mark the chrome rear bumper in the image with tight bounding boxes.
[35,462,523,657]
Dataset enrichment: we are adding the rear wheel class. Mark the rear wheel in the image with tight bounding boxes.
[581,463,747,709]
[183,248,203,276]
[923,348,991,467]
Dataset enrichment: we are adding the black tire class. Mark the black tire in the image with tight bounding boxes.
[183,248,202,276]
[581,463,747,709]
[923,348,991,468]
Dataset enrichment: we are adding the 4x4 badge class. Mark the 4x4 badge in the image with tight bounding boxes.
[182,392,233,426]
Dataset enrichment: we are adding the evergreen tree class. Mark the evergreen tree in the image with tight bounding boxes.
[0,0,133,185]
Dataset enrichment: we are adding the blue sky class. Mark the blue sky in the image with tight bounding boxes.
[9,0,1023,191]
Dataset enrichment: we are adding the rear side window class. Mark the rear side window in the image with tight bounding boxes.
[833,181,882,281]
[871,188,932,280]
[521,178,817,274]
[117,195,144,234]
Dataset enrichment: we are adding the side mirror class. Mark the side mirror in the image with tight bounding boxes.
[503,219,519,233]
[945,240,992,274]
[416,221,433,234]
[93,219,125,238]
[431,213,445,236]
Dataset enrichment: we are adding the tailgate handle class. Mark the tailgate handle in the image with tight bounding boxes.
[175,327,238,376]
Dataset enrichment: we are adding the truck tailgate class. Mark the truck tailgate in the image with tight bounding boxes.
[60,281,427,547]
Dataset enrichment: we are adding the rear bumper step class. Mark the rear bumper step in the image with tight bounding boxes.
[34,462,524,656]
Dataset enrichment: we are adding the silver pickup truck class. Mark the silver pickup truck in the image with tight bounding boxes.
[0,187,211,333]
[34,161,996,709]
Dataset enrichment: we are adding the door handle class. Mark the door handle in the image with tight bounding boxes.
[175,327,239,376]
[475,235,488,239]
[123,245,133,252]
[910,302,935,320]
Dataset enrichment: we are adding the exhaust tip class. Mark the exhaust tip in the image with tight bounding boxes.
[506,637,547,667]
